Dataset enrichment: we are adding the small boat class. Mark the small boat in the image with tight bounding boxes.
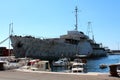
[70,56,86,73]
[0,57,13,70]
[71,62,85,73]
[20,59,51,71]
[99,64,107,69]
[52,58,70,67]
[0,57,20,70]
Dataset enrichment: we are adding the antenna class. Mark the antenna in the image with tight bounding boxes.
[75,6,78,31]
[87,21,94,40]
[9,22,13,36]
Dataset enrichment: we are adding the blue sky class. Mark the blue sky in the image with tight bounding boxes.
[0,0,120,50]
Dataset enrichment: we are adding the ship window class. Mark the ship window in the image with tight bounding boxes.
[65,39,79,45]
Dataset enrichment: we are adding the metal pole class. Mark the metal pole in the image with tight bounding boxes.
[75,6,78,31]
[9,23,11,56]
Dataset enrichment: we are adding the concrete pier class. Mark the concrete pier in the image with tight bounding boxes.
[0,70,119,80]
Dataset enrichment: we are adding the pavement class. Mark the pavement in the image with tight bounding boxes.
[0,70,119,80]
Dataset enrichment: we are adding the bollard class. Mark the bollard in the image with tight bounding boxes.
[109,64,119,77]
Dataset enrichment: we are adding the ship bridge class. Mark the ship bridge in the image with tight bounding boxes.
[60,30,88,40]
[60,30,89,45]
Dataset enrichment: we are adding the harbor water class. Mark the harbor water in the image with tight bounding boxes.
[86,54,120,72]
[52,54,120,73]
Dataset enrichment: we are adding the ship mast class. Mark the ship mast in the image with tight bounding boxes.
[75,6,78,31]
